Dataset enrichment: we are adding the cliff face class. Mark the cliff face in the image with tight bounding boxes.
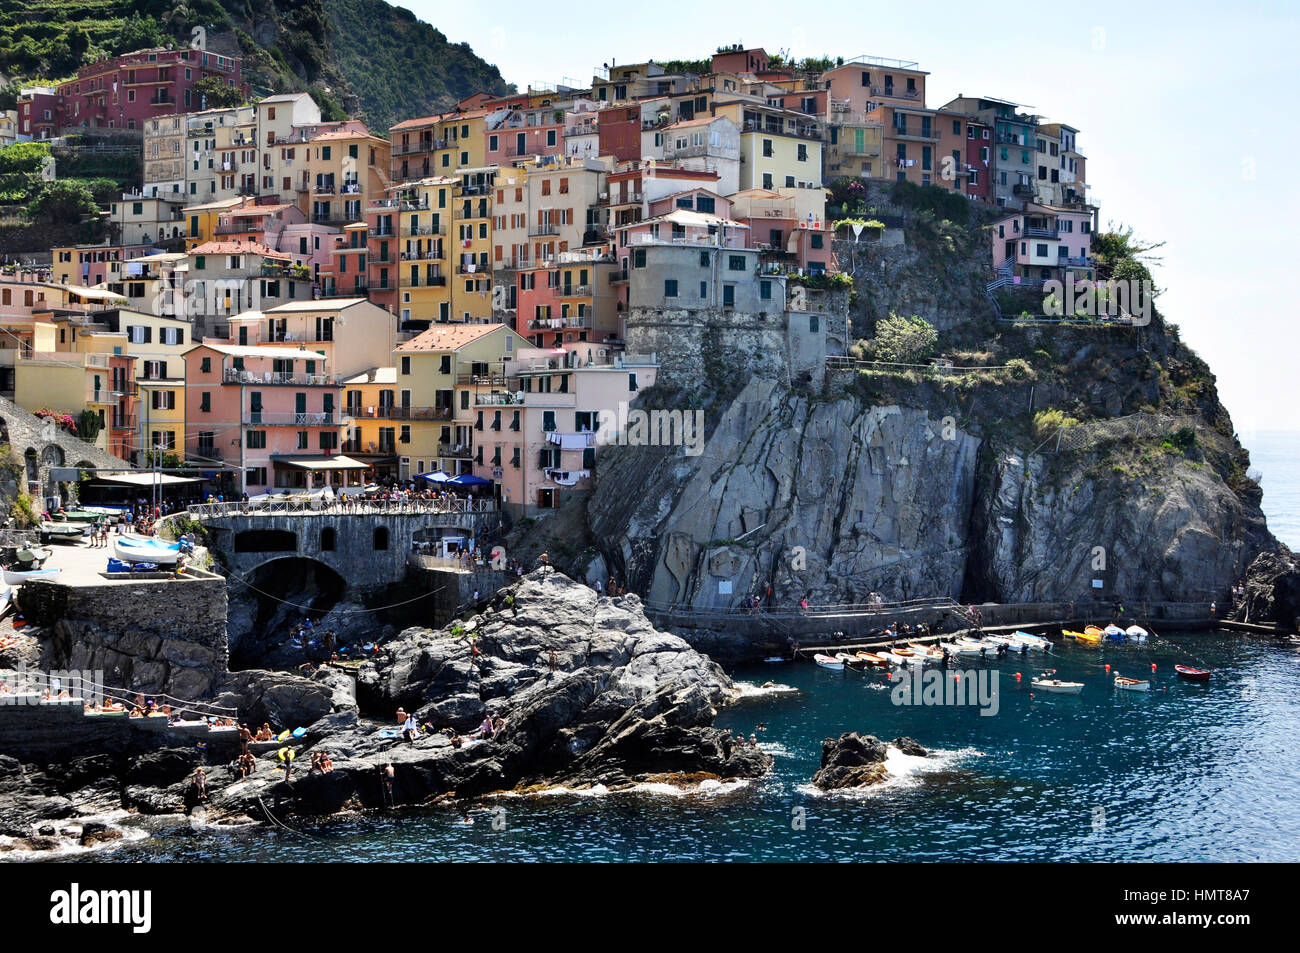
[586,210,1277,613]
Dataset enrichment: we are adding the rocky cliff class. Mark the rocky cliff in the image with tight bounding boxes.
[584,196,1278,621]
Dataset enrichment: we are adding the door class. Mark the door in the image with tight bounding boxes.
[295,392,307,424]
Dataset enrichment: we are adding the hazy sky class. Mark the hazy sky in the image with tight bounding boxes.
[403,0,1298,439]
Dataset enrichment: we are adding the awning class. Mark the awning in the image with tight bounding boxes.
[449,473,492,486]
[272,455,371,471]
[417,470,453,483]
[93,472,201,486]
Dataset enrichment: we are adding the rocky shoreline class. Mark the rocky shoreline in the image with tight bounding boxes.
[0,570,772,853]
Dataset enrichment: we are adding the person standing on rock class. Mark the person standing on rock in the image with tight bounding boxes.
[403,711,419,743]
[537,551,551,576]
[191,767,207,802]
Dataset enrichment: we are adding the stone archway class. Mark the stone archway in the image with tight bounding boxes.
[39,443,64,504]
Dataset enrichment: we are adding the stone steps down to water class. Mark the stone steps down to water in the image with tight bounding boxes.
[0,569,771,833]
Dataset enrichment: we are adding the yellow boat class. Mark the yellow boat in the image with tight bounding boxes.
[1062,628,1103,643]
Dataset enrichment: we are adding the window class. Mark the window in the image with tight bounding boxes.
[542,410,556,432]
[760,280,772,300]
[199,392,211,412]
[664,279,678,298]
[632,248,647,268]
[762,139,774,158]
[728,255,746,271]
[401,356,411,375]
[245,467,267,486]
[246,430,266,449]
[297,431,309,450]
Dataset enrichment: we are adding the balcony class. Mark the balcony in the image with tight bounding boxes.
[405,274,447,287]
[319,282,368,297]
[608,268,629,283]
[1012,183,1036,198]
[437,442,473,458]
[401,245,444,262]
[349,405,449,421]
[261,262,312,281]
[476,391,575,407]
[558,285,591,298]
[456,263,488,276]
[223,369,342,386]
[893,125,939,142]
[871,85,921,101]
[1023,225,1059,239]
[370,226,396,237]
[244,412,342,426]
[528,224,561,237]
[402,223,447,237]
[110,415,135,432]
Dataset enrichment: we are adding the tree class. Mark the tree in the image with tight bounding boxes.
[193,76,244,110]
[114,13,167,55]
[26,180,99,224]
[871,313,939,364]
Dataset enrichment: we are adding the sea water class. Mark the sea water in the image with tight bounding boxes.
[65,631,1300,862]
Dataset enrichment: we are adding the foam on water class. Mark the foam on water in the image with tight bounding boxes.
[733,680,799,698]
[796,745,983,800]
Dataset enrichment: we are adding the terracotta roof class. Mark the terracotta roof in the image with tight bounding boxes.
[397,323,509,352]
[189,241,291,260]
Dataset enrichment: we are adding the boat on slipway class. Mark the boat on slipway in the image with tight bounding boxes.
[113,536,182,566]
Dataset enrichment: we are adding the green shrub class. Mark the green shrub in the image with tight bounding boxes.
[872,313,938,364]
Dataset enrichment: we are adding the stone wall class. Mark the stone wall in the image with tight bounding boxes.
[23,575,229,700]
[625,289,849,393]
[0,395,130,505]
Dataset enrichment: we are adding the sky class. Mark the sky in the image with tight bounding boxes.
[401,0,1300,441]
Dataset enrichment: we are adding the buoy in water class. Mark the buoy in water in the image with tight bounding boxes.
[1104,664,1110,672]
[1015,673,1022,681]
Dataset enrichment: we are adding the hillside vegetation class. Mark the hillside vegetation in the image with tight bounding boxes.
[0,0,511,131]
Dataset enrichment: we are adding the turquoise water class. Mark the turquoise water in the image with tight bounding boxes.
[82,631,1300,862]
[1246,430,1300,550]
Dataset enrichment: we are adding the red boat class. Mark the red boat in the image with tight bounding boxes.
[1175,665,1211,682]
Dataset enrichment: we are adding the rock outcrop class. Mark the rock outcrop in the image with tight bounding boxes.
[0,570,771,836]
[811,733,928,790]
[1232,550,1300,631]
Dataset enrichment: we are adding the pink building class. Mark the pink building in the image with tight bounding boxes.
[184,342,362,495]
[990,204,1095,283]
[467,348,658,515]
[24,47,247,135]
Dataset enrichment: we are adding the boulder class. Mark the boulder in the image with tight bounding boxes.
[811,732,892,790]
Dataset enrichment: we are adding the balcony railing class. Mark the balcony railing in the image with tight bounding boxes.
[1023,225,1059,239]
[261,262,312,280]
[528,224,561,237]
[223,369,341,386]
[456,263,488,275]
[244,412,342,426]
[437,442,473,458]
[401,247,444,262]
[351,405,451,421]
[870,85,921,100]
[405,273,447,287]
[558,285,591,298]
[476,391,576,407]
[402,223,447,236]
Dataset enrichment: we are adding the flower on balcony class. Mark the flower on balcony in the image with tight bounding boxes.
[34,408,78,433]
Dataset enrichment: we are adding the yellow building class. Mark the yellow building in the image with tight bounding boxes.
[393,323,528,479]
[715,100,825,191]
[395,177,455,325]
[182,197,243,249]
[341,366,401,479]
[298,124,392,226]
[450,169,496,323]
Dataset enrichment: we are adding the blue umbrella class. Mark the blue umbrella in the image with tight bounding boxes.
[449,473,492,486]
[417,471,453,483]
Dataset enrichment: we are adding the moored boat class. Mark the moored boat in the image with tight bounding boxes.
[1011,631,1051,651]
[1125,625,1149,642]
[814,653,844,670]
[854,651,888,667]
[942,640,983,656]
[1103,624,1126,640]
[1066,627,1103,644]
[1031,677,1084,694]
[1175,665,1211,682]
[907,643,944,660]
[1114,675,1151,692]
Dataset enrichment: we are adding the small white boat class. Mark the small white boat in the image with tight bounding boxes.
[1114,675,1151,692]
[1031,677,1084,694]
[814,653,844,670]
[955,637,996,656]
[1011,631,1052,651]
[986,634,1025,651]
[2,566,61,585]
[113,537,181,565]
[942,640,983,656]
[907,643,944,661]
[879,649,926,666]
[1125,625,1149,642]
[1103,624,1126,640]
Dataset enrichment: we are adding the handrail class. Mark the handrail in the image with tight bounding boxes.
[186,498,498,518]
